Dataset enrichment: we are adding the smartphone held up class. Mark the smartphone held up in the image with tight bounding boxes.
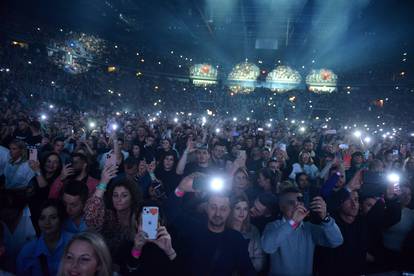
[29,148,38,161]
[142,206,159,240]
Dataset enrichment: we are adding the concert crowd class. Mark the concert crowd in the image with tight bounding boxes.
[1,29,414,276]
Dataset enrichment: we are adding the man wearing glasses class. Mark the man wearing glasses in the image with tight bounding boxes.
[261,187,343,276]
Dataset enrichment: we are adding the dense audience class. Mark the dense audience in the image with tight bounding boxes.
[1,28,414,276]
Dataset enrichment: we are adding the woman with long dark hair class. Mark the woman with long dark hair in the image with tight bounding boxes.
[28,152,62,231]
[256,167,280,194]
[115,207,179,275]
[84,165,142,257]
[154,151,181,195]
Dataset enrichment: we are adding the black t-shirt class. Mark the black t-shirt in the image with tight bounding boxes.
[154,168,182,195]
[165,195,256,276]
[26,134,42,147]
[13,128,32,142]
[210,158,227,172]
[246,158,263,174]
[27,175,57,234]
[183,162,215,177]
[315,215,368,276]
[251,215,276,235]
[116,240,180,276]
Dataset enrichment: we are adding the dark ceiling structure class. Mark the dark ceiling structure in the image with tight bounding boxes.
[1,0,413,71]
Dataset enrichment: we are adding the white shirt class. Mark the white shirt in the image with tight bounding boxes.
[289,163,319,180]
[3,159,35,189]
[2,207,37,272]
[0,146,10,175]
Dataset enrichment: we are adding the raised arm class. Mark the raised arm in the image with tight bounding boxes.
[176,138,195,175]
[28,160,49,188]
[84,164,118,230]
[309,196,343,247]
[262,205,309,253]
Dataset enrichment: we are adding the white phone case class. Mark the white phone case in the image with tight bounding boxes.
[142,207,159,240]
[105,152,117,167]
[29,148,38,161]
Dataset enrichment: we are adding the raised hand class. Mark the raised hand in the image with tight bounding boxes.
[133,229,148,251]
[292,205,310,224]
[147,161,156,173]
[60,163,75,181]
[28,160,41,174]
[149,226,174,254]
[346,169,363,191]
[177,173,203,193]
[186,138,196,153]
[100,164,118,184]
[309,196,327,219]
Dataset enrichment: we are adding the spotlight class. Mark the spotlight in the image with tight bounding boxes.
[387,173,400,183]
[364,137,371,143]
[215,128,221,134]
[354,131,362,138]
[299,127,306,133]
[49,104,54,109]
[173,118,178,123]
[89,122,96,129]
[111,123,118,131]
[210,177,224,192]
[40,114,47,121]
[233,117,237,122]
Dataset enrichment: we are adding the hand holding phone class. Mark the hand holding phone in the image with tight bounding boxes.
[29,148,38,161]
[265,140,273,148]
[61,163,75,181]
[238,150,247,160]
[325,130,337,135]
[142,207,159,240]
[339,144,349,150]
[105,152,117,167]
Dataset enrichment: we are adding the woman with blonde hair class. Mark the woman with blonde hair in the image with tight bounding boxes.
[58,232,112,276]
[232,167,251,196]
[227,194,265,272]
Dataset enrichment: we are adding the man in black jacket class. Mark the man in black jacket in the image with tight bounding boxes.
[165,174,256,276]
[316,190,368,276]
[360,190,401,272]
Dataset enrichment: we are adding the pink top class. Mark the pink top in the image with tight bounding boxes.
[48,176,99,199]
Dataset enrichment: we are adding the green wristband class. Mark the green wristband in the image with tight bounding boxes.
[97,183,108,191]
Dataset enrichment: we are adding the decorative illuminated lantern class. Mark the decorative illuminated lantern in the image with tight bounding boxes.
[266,65,301,93]
[306,69,338,94]
[227,62,260,94]
[189,64,218,86]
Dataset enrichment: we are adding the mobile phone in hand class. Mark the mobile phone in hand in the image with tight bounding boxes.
[105,152,117,167]
[29,148,38,161]
[238,150,247,159]
[142,207,159,240]
[339,144,349,150]
[325,130,337,135]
